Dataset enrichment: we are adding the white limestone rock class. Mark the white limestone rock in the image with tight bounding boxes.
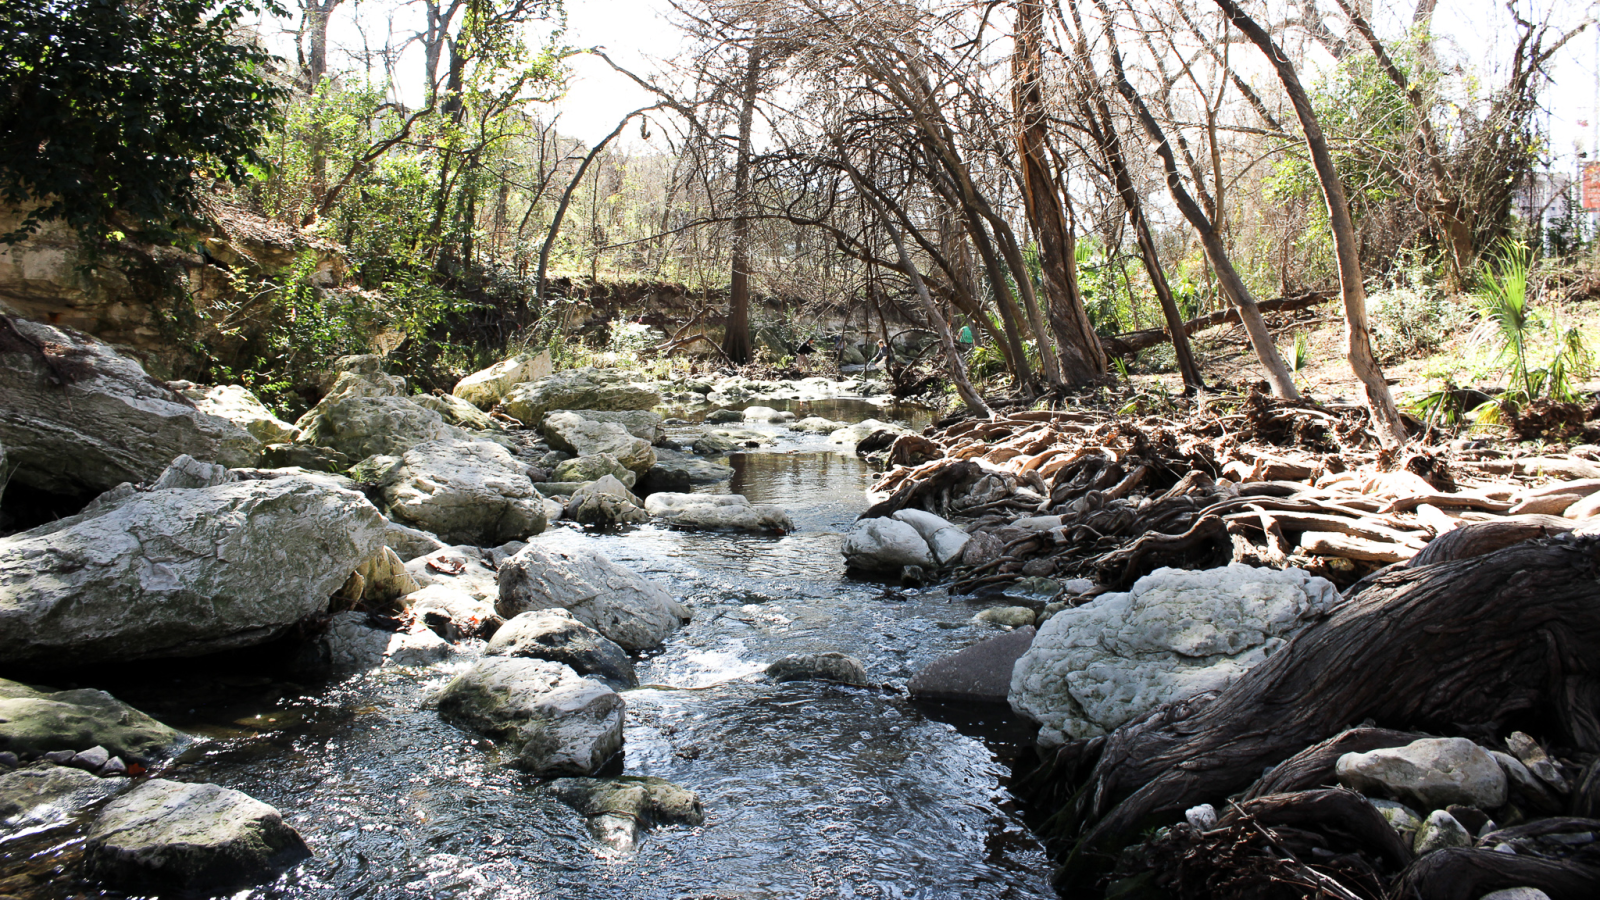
[542,412,656,475]
[404,547,500,606]
[501,367,660,427]
[1336,737,1507,810]
[565,475,650,527]
[497,542,689,651]
[891,508,970,567]
[435,657,624,775]
[453,351,552,409]
[550,409,664,444]
[842,518,936,572]
[0,477,387,666]
[643,492,793,533]
[413,393,498,430]
[180,384,298,444]
[1009,565,1337,746]
[380,439,548,545]
[315,612,452,672]
[828,419,910,449]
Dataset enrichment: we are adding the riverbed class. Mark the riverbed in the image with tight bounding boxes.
[2,398,1054,900]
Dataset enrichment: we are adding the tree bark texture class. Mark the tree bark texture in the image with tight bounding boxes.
[1212,0,1407,446]
[1100,292,1332,357]
[1014,0,1106,387]
[1031,534,1600,891]
[722,44,763,365]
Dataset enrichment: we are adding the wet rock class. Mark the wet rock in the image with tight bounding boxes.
[453,351,552,409]
[0,317,260,495]
[789,416,843,434]
[0,476,387,666]
[385,521,446,562]
[542,412,656,475]
[486,610,638,689]
[553,452,637,488]
[766,652,869,686]
[550,776,703,851]
[1336,737,1507,809]
[405,547,501,606]
[643,492,792,533]
[842,518,935,572]
[704,409,742,424]
[380,439,548,545]
[900,565,926,586]
[501,367,660,427]
[1369,798,1424,842]
[690,431,737,455]
[84,779,311,894]
[1412,809,1472,856]
[311,612,452,672]
[175,383,298,444]
[549,409,664,444]
[827,419,910,449]
[641,448,734,491]
[741,406,792,423]
[908,627,1036,704]
[0,764,126,838]
[973,606,1036,628]
[565,475,650,528]
[1002,576,1066,606]
[404,584,499,640]
[435,657,624,775]
[706,426,774,448]
[890,509,969,567]
[498,543,689,651]
[1009,564,1337,746]
[413,393,498,430]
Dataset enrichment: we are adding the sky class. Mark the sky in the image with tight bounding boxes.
[296,0,1597,176]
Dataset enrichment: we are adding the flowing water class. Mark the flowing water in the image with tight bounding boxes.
[2,398,1055,900]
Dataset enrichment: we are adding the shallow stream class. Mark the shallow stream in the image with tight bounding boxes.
[3,398,1054,900]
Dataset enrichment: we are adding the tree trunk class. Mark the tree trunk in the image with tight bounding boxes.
[1084,0,1299,399]
[1013,0,1107,387]
[722,44,763,365]
[535,111,652,307]
[1213,0,1407,446]
[1031,534,1600,891]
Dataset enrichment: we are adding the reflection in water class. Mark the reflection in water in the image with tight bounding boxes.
[0,413,1052,900]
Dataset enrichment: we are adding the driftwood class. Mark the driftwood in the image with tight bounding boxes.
[1393,848,1600,900]
[1031,534,1600,891]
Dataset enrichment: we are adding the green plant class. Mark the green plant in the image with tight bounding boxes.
[1,0,288,247]
[1468,240,1592,425]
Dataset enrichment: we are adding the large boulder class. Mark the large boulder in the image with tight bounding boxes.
[175,383,298,444]
[84,779,311,895]
[643,492,792,533]
[565,475,650,528]
[413,393,498,431]
[542,412,657,475]
[300,395,463,460]
[1336,737,1508,810]
[550,409,664,444]
[0,317,260,495]
[828,419,910,449]
[640,448,734,492]
[908,627,1037,704]
[1,764,126,839]
[497,543,689,651]
[380,439,547,545]
[552,452,637,487]
[453,351,552,409]
[842,518,936,571]
[1009,564,1337,746]
[0,679,185,762]
[501,367,661,427]
[0,476,387,666]
[435,657,625,775]
[486,609,639,690]
[405,547,501,606]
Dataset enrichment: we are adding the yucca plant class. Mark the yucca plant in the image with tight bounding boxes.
[1468,240,1592,428]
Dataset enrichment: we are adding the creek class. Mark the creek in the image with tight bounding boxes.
[3,398,1054,900]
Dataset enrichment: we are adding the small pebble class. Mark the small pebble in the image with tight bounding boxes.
[43,750,75,764]
[1184,803,1217,830]
[97,757,127,777]
[1493,843,1517,854]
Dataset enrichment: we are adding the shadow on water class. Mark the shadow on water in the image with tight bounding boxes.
[1,406,1055,900]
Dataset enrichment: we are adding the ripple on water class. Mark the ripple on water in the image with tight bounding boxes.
[0,406,1052,900]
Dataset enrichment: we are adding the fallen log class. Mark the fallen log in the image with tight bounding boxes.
[1032,534,1600,891]
[1407,515,1575,567]
[1101,292,1335,357]
[1298,531,1416,563]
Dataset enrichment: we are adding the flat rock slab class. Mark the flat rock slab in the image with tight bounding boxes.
[0,679,184,763]
[436,657,624,775]
[909,627,1037,704]
[84,779,310,895]
[0,764,126,838]
[380,439,548,545]
[497,542,689,652]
